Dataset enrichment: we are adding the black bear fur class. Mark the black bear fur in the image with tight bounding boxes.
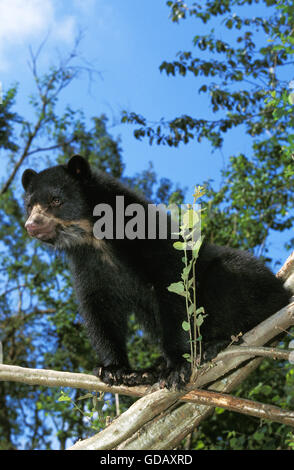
[22,155,291,388]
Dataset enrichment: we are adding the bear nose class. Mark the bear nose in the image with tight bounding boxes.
[25,220,40,236]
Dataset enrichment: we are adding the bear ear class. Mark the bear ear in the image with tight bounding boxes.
[22,169,38,191]
[67,155,91,180]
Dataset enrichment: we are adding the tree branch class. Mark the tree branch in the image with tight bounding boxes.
[214,345,293,362]
[0,364,146,398]
[2,357,293,451]
[277,250,294,292]
[276,250,294,281]
[0,112,44,195]
[182,389,294,427]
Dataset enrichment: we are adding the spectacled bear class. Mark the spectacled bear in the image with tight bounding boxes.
[21,155,291,388]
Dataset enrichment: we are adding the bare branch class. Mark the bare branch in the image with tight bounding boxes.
[182,389,294,427]
[0,364,146,398]
[214,345,293,362]
[0,114,44,195]
[277,251,294,292]
[26,143,69,158]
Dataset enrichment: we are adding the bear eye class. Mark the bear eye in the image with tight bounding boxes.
[51,197,62,207]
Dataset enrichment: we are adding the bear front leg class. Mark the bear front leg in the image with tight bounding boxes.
[79,302,132,385]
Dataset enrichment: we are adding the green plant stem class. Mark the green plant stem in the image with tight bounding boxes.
[184,247,193,370]
[192,258,198,371]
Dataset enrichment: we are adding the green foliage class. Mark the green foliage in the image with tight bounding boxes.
[0,86,20,152]
[57,390,110,432]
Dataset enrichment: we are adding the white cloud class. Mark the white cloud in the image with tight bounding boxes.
[0,0,76,70]
[0,0,53,40]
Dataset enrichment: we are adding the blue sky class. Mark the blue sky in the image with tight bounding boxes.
[0,0,290,265]
[0,0,233,189]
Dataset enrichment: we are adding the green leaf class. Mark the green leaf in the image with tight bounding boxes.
[288,93,294,105]
[192,237,203,258]
[261,385,272,396]
[226,19,233,29]
[182,320,191,331]
[58,393,71,402]
[181,264,192,280]
[167,281,186,296]
[195,314,204,327]
[253,431,265,442]
[188,304,195,316]
[273,108,284,120]
[196,306,205,314]
[76,393,93,401]
[182,353,192,363]
[173,241,187,250]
